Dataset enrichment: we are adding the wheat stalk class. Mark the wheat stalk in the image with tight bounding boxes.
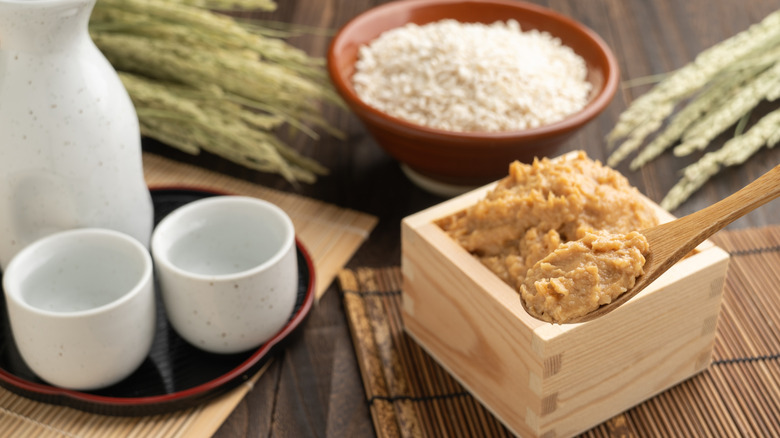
[672,60,780,156]
[628,60,769,170]
[607,9,780,153]
[661,107,780,211]
[90,0,342,183]
[606,9,780,209]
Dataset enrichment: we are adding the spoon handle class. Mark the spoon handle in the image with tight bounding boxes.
[644,163,780,272]
[569,164,779,324]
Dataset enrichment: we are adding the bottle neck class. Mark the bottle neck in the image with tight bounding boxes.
[0,0,96,55]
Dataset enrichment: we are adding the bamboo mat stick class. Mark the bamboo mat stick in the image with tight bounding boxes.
[338,270,400,438]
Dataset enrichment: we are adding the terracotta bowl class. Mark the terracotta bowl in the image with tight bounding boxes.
[327,0,619,195]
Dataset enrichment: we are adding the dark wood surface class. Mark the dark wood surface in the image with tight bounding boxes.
[141,1,780,436]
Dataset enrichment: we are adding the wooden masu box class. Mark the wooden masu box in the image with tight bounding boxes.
[401,178,730,438]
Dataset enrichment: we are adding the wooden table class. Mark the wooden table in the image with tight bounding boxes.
[138,1,780,436]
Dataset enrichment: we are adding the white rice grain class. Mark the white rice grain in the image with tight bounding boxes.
[352,19,592,132]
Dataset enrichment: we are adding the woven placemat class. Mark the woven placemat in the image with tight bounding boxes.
[0,153,377,437]
[338,226,780,437]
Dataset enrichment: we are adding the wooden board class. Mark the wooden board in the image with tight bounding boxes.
[339,225,780,437]
[0,153,377,438]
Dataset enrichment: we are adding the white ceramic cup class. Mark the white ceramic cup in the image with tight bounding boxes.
[151,196,298,354]
[2,228,155,391]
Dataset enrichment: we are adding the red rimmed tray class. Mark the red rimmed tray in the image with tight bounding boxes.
[0,188,315,416]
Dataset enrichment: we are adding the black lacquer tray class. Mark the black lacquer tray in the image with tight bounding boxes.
[0,189,315,416]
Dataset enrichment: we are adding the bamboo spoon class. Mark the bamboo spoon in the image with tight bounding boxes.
[567,163,780,324]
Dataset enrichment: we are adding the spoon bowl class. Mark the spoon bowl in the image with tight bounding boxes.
[563,164,780,324]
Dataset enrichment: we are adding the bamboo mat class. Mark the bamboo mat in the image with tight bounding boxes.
[338,226,780,438]
[0,152,377,438]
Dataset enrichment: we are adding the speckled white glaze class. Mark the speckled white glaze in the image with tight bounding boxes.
[2,228,156,390]
[151,196,298,354]
[0,0,153,270]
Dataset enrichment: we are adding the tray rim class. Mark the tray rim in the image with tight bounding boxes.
[0,186,316,411]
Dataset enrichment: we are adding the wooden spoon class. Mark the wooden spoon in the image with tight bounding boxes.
[568,163,780,324]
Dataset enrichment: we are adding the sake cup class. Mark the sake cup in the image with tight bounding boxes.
[2,228,155,391]
[151,196,298,354]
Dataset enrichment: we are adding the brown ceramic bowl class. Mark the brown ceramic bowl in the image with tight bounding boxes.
[327,0,619,194]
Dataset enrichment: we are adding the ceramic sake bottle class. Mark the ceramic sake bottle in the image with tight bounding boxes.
[0,0,153,270]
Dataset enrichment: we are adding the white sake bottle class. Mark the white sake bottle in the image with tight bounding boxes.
[0,0,153,270]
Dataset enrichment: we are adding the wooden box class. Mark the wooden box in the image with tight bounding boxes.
[401,179,730,438]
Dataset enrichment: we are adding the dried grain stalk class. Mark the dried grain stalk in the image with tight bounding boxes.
[90,0,342,183]
[606,9,780,210]
[629,61,769,169]
[672,60,780,156]
[661,107,780,211]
